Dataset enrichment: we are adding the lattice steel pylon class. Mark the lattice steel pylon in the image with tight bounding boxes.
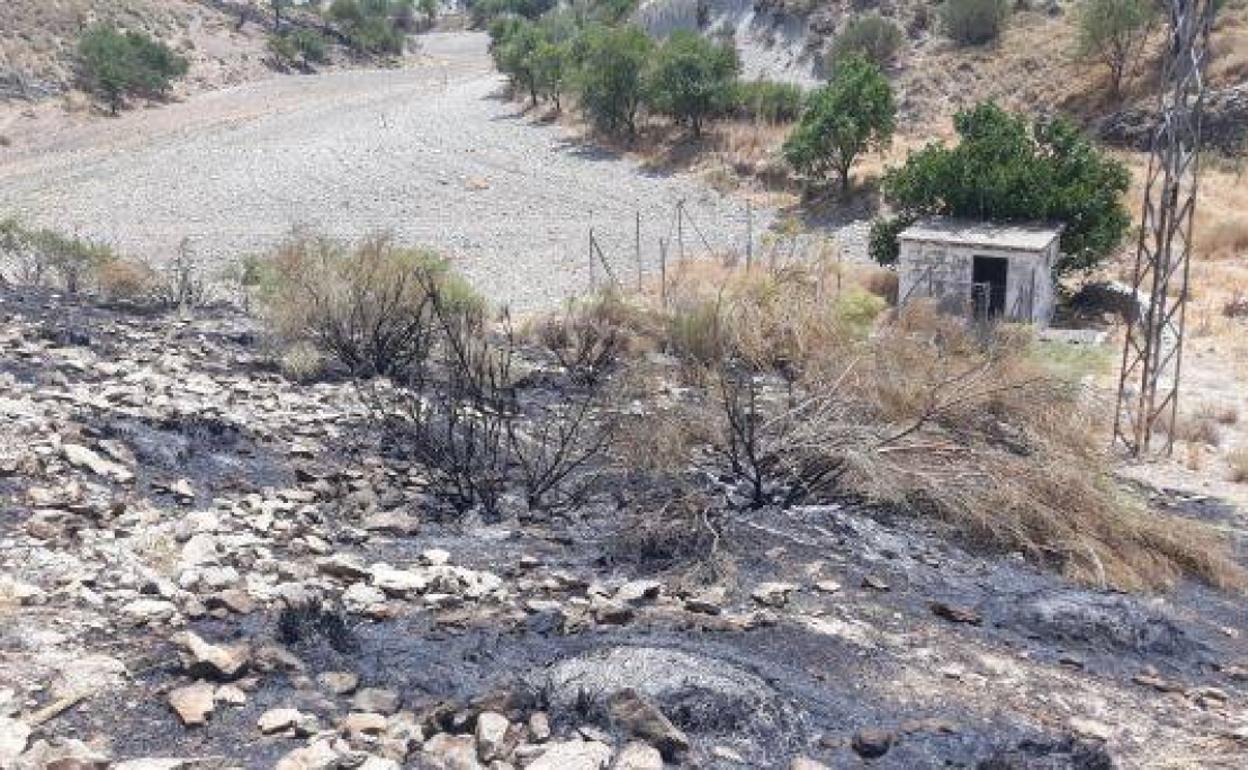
[1113,0,1217,457]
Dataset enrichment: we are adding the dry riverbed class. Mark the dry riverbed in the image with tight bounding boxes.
[0,32,765,312]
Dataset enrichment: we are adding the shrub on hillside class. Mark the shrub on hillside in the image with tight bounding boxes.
[328,0,410,55]
[877,102,1131,276]
[269,28,331,69]
[782,55,896,193]
[251,232,482,378]
[731,80,803,123]
[76,24,189,113]
[646,31,740,136]
[940,0,1011,46]
[0,219,118,294]
[1076,0,1157,95]
[829,14,903,68]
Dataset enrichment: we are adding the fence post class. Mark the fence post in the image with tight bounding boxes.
[677,200,685,263]
[589,228,596,292]
[659,237,668,309]
[745,200,753,272]
[635,210,642,292]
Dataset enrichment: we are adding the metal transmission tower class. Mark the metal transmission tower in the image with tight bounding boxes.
[1113,0,1216,457]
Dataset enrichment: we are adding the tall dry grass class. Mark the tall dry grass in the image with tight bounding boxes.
[545,259,1245,592]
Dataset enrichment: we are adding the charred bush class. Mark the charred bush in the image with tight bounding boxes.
[277,600,359,654]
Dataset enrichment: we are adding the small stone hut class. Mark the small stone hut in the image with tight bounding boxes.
[897,218,1062,326]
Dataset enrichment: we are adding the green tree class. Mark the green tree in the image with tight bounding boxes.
[876,102,1131,276]
[646,31,739,137]
[940,0,1010,46]
[782,55,895,193]
[829,14,903,68]
[77,25,189,114]
[533,40,570,110]
[1076,0,1157,96]
[576,24,652,137]
[495,19,545,103]
[419,0,439,28]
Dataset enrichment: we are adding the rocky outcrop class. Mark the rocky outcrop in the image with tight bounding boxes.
[1099,83,1248,155]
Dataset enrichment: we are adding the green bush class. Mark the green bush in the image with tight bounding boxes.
[868,215,912,267]
[782,55,896,192]
[646,31,740,136]
[880,102,1131,276]
[0,219,118,293]
[76,24,189,113]
[576,24,652,137]
[328,0,409,55]
[731,80,802,123]
[829,14,903,67]
[940,0,1011,45]
[253,233,482,378]
[269,28,331,68]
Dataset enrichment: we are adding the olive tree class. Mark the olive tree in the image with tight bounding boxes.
[646,31,739,137]
[782,55,895,193]
[1077,0,1157,96]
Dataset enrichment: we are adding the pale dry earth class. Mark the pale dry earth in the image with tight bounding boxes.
[0,32,767,311]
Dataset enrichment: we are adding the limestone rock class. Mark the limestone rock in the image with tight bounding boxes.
[0,716,31,768]
[474,711,509,761]
[607,688,689,759]
[751,582,798,608]
[168,682,216,726]
[173,631,250,681]
[352,688,401,715]
[613,742,663,770]
[62,443,133,483]
[421,733,483,770]
[526,740,612,770]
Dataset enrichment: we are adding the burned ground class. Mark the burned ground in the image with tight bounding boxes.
[1,289,1246,768]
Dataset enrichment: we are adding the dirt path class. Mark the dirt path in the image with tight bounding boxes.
[0,32,765,310]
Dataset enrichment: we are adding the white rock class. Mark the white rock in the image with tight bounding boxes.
[527,740,613,770]
[62,443,133,483]
[0,716,31,767]
[475,711,510,761]
[614,742,663,770]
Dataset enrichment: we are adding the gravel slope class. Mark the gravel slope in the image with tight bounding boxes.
[0,32,769,310]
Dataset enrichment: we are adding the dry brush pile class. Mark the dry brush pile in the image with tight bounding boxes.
[166,232,1248,593]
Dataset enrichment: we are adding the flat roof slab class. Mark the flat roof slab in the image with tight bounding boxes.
[899,217,1062,252]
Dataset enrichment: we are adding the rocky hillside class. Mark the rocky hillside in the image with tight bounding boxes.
[0,0,271,102]
[634,0,1248,142]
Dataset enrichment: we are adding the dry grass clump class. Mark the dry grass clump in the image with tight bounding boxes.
[249,231,481,378]
[544,262,1243,592]
[1229,448,1248,484]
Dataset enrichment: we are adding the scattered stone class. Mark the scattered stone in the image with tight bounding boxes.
[930,601,982,626]
[528,712,552,743]
[1069,717,1113,741]
[475,711,509,761]
[168,682,216,726]
[613,742,663,770]
[274,738,341,770]
[851,728,894,759]
[317,671,360,696]
[421,549,451,566]
[526,740,612,770]
[14,737,110,769]
[257,707,318,737]
[0,716,31,767]
[362,510,421,536]
[214,684,248,706]
[62,443,133,483]
[607,688,689,759]
[342,712,388,737]
[173,631,250,681]
[352,687,401,715]
[615,580,662,605]
[421,733,483,769]
[751,582,798,608]
[790,758,830,770]
[318,554,371,581]
[813,580,841,594]
[860,575,890,591]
